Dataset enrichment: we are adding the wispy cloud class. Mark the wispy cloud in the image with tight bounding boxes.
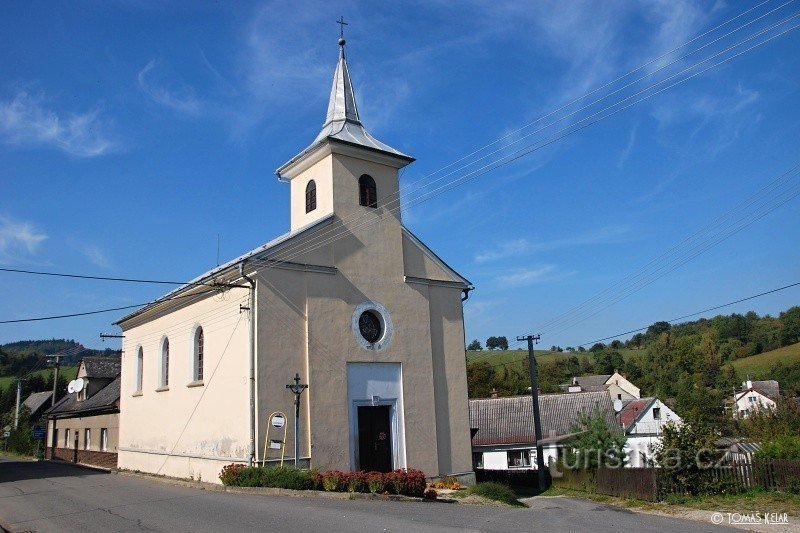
[0,214,47,264]
[618,122,639,168]
[0,91,118,157]
[138,59,205,117]
[496,264,574,288]
[474,225,630,263]
[651,83,760,155]
[81,244,111,269]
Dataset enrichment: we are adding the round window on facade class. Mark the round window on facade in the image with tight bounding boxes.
[358,310,382,343]
[351,301,393,352]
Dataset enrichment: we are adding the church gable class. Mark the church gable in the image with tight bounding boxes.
[401,227,471,287]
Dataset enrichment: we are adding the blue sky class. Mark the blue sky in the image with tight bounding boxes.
[1,1,799,351]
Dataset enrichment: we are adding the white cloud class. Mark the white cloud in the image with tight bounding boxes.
[0,214,47,264]
[0,91,118,157]
[138,59,205,117]
[81,244,111,269]
[475,226,630,263]
[497,265,572,287]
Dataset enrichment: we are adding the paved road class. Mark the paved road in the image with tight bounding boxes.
[0,458,733,532]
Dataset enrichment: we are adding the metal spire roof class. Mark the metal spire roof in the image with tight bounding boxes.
[277,37,413,176]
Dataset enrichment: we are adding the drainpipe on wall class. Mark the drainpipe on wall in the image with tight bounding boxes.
[239,262,257,467]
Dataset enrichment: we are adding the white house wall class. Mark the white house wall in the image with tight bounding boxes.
[118,290,251,483]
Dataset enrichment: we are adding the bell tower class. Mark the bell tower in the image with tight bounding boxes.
[275,33,414,232]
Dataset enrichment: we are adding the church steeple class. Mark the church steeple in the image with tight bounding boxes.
[276,30,413,181]
[323,39,361,128]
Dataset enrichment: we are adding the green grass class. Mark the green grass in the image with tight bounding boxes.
[0,364,78,390]
[468,482,526,507]
[730,342,800,378]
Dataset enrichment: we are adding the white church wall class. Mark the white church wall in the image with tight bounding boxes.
[118,290,251,483]
[289,155,334,232]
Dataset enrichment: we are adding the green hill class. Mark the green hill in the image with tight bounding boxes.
[0,364,78,390]
[731,342,800,378]
[466,347,642,372]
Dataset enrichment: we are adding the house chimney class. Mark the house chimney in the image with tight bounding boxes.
[572,376,578,385]
[490,388,498,399]
[745,375,753,390]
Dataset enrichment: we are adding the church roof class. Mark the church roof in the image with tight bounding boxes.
[115,215,336,325]
[276,40,413,177]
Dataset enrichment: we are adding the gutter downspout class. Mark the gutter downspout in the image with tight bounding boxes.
[461,286,474,302]
[240,262,257,466]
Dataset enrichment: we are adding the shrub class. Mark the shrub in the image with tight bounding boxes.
[468,482,524,507]
[346,471,365,492]
[218,465,313,489]
[386,470,404,494]
[755,435,800,460]
[219,463,246,486]
[322,470,346,492]
[310,469,323,490]
[423,488,438,500]
[401,469,427,497]
[366,472,385,494]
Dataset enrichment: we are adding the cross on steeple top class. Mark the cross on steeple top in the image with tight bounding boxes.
[337,16,348,45]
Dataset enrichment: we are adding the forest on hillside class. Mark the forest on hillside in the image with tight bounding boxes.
[467,306,800,428]
[0,339,118,377]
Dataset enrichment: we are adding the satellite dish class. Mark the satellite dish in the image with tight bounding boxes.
[74,378,85,392]
[67,380,77,393]
[613,399,623,412]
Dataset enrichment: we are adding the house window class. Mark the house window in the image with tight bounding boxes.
[136,347,144,392]
[652,407,661,420]
[617,393,622,400]
[305,180,317,213]
[84,429,91,450]
[100,428,108,452]
[473,452,484,469]
[359,175,377,208]
[64,429,70,448]
[748,396,756,404]
[507,450,531,468]
[194,327,204,382]
[160,338,170,387]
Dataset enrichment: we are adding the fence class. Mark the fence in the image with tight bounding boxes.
[545,458,800,501]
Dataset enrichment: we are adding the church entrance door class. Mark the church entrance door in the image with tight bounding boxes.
[357,405,392,472]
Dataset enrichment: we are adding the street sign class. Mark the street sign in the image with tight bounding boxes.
[32,425,46,439]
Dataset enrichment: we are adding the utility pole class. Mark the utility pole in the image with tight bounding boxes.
[286,373,308,469]
[46,354,65,407]
[14,378,23,429]
[517,334,547,491]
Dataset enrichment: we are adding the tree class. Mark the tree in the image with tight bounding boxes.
[610,340,623,350]
[564,409,627,470]
[486,337,499,350]
[497,337,508,350]
[652,421,719,495]
[780,306,800,346]
[466,361,495,398]
[467,339,482,351]
[592,350,625,375]
[589,343,606,353]
[647,321,671,338]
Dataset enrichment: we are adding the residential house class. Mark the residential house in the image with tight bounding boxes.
[617,397,680,467]
[115,36,474,484]
[562,371,640,401]
[21,391,53,421]
[44,356,121,469]
[734,379,779,418]
[470,391,616,471]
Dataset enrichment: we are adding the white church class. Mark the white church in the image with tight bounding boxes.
[116,35,475,484]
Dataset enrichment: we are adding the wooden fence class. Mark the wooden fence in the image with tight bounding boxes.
[549,458,800,501]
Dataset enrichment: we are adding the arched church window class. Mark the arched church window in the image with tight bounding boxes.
[359,175,377,208]
[194,327,204,381]
[305,180,317,213]
[160,337,169,388]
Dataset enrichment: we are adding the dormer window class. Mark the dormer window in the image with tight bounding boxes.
[305,180,317,213]
[359,175,377,208]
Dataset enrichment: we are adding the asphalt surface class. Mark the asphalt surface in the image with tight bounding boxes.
[0,457,734,532]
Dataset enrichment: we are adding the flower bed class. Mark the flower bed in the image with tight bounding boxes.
[220,465,427,497]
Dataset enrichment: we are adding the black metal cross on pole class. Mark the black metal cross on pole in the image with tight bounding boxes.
[337,16,348,39]
[286,373,308,468]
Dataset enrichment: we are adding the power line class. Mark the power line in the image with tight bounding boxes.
[0,267,244,289]
[0,287,227,324]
